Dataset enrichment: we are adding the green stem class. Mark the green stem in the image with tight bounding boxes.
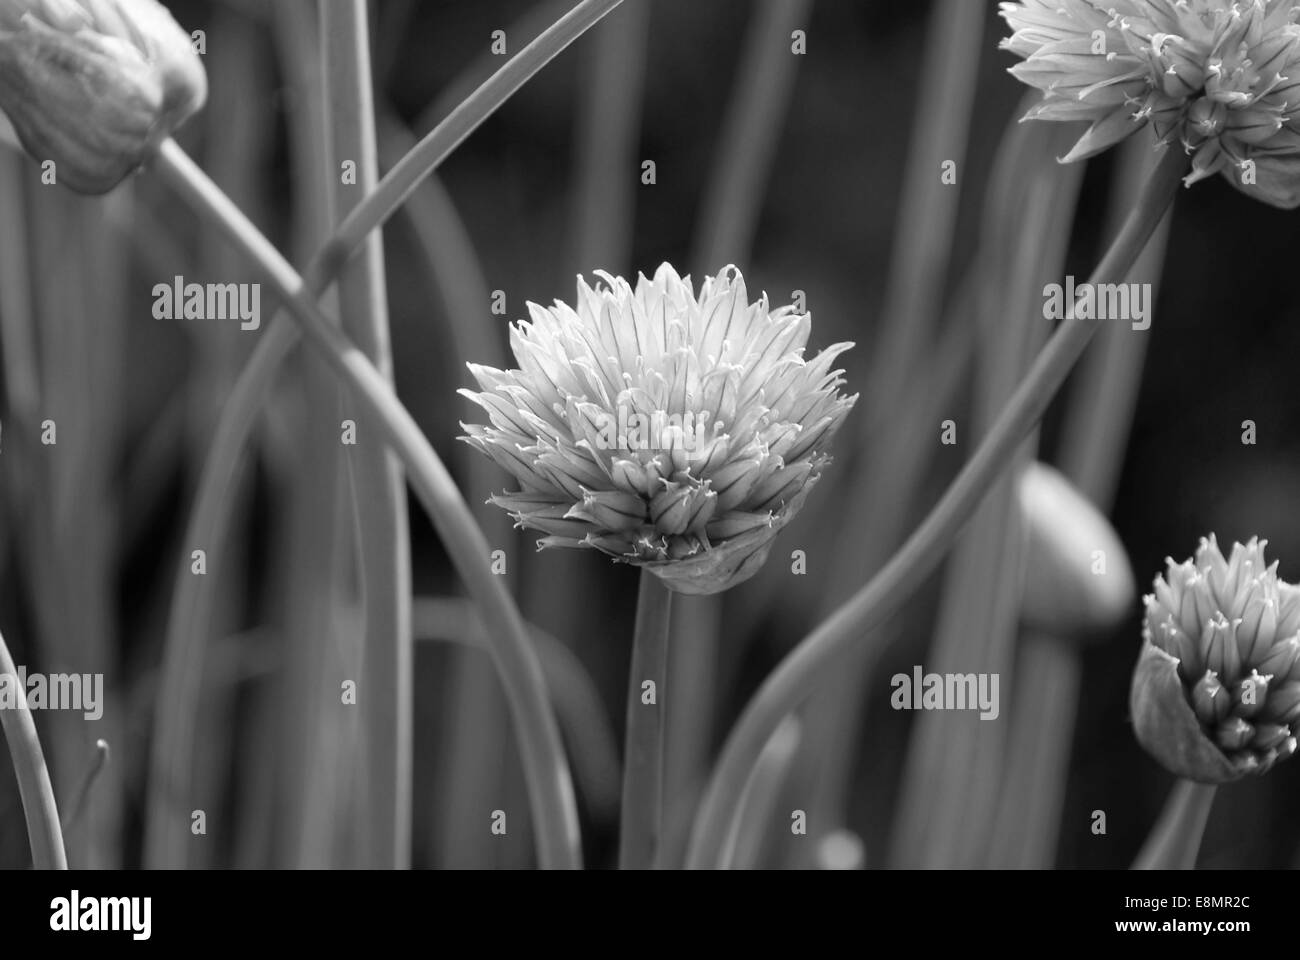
[619,571,673,869]
[150,138,581,868]
[322,0,413,870]
[1133,780,1217,870]
[146,0,618,868]
[685,144,1189,870]
[0,627,67,869]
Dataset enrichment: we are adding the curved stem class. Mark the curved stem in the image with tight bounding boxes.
[1132,780,1217,870]
[149,139,581,868]
[315,0,623,284]
[146,0,619,869]
[0,627,67,869]
[412,597,621,822]
[722,716,802,870]
[619,571,673,869]
[65,739,110,834]
[685,144,1189,869]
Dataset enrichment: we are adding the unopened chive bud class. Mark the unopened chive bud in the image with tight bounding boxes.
[1132,535,1300,781]
[0,0,206,193]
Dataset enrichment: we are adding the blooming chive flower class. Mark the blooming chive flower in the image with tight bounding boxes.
[0,0,207,193]
[1132,535,1300,781]
[1000,0,1300,208]
[460,264,856,596]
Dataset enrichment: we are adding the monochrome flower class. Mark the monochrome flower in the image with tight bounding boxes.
[1132,535,1300,781]
[0,0,207,193]
[460,264,856,595]
[1001,0,1300,207]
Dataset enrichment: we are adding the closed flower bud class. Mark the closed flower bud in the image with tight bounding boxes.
[1251,721,1292,751]
[1265,680,1300,723]
[1256,633,1300,678]
[1215,717,1255,752]
[0,0,207,194]
[565,488,646,532]
[1017,461,1136,639]
[1131,535,1300,781]
[1191,670,1229,726]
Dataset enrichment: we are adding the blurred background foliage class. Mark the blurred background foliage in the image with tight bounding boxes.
[1,0,1298,869]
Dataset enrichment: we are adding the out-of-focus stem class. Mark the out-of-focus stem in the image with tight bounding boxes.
[416,0,576,134]
[316,0,624,283]
[151,140,582,868]
[722,716,801,870]
[0,151,39,440]
[690,0,811,273]
[859,0,986,440]
[1133,780,1216,870]
[660,0,812,870]
[147,1,617,869]
[889,117,1083,869]
[65,739,110,832]
[571,0,647,273]
[276,0,349,870]
[989,139,1172,868]
[986,632,1081,867]
[620,571,673,869]
[378,114,520,868]
[0,627,67,869]
[322,0,413,870]
[686,145,1189,870]
[413,597,620,820]
[785,0,986,867]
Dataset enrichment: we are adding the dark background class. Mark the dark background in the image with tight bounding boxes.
[1,0,1298,869]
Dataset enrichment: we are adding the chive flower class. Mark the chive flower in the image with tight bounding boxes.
[1000,0,1300,208]
[0,0,207,193]
[1132,535,1300,781]
[460,264,856,595]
